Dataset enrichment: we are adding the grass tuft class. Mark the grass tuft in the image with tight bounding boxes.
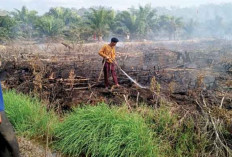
[3,90,58,139]
[53,104,157,157]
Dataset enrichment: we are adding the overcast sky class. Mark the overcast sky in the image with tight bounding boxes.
[1,0,232,14]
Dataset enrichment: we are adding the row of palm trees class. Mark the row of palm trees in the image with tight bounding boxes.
[0,5,189,42]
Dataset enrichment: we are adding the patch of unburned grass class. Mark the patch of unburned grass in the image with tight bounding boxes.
[3,90,58,139]
[53,104,158,157]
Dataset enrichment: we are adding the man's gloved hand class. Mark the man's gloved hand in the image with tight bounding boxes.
[105,57,117,64]
[105,56,113,63]
[109,59,113,63]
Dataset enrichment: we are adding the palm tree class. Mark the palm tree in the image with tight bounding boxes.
[115,5,157,40]
[159,15,183,40]
[47,7,80,26]
[85,7,114,41]
[0,15,16,40]
[35,15,64,38]
[115,11,137,38]
[11,6,38,39]
[135,5,157,39]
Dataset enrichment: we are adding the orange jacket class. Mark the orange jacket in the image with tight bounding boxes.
[98,44,116,63]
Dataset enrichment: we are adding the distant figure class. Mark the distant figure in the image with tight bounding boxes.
[98,37,120,89]
[0,83,20,157]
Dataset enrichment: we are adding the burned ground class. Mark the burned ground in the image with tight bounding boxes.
[0,40,231,112]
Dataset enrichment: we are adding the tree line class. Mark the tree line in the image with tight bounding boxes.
[0,3,231,42]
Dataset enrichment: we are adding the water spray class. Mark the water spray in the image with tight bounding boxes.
[114,61,148,89]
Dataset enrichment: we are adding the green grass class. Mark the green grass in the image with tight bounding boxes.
[3,90,58,139]
[3,90,210,157]
[53,104,158,157]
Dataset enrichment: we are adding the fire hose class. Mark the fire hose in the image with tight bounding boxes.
[114,61,147,89]
[98,58,147,89]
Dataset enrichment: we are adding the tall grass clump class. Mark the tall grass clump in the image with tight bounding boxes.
[53,104,158,157]
[3,90,58,138]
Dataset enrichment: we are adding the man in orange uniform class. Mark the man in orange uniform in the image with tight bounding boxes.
[99,37,119,88]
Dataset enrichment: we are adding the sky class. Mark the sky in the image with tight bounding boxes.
[1,0,232,14]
